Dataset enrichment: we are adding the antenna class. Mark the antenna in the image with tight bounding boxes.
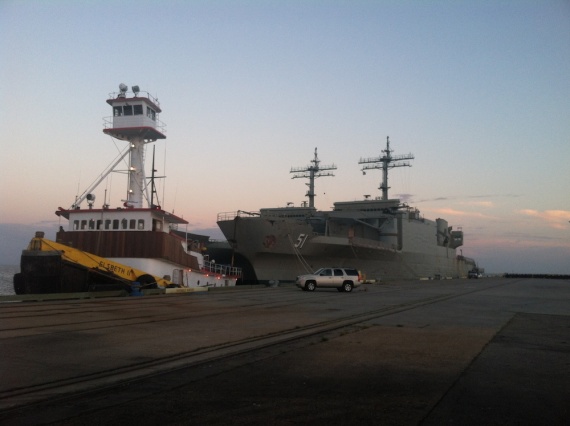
[359,136,414,200]
[290,147,336,208]
[149,146,165,209]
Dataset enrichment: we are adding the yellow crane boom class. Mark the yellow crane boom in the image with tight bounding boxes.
[26,236,173,288]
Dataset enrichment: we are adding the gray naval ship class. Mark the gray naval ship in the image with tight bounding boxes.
[216,137,477,283]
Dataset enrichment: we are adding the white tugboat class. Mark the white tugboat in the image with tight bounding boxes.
[14,84,241,294]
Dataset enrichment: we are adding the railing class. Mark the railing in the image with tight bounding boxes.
[217,210,260,221]
[107,90,161,108]
[103,116,167,135]
[202,259,242,278]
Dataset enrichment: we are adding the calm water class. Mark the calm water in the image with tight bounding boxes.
[0,265,18,296]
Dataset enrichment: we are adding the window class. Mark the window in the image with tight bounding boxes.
[321,269,332,276]
[147,106,156,121]
[88,219,95,230]
[73,220,79,230]
[121,219,128,229]
[334,269,343,276]
[129,219,136,229]
[96,220,102,230]
[113,219,119,230]
[138,219,145,230]
[81,220,87,230]
[113,106,123,116]
[105,219,111,230]
[133,105,143,115]
[123,105,133,116]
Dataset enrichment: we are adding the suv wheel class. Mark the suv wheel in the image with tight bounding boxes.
[341,282,353,292]
[305,281,316,292]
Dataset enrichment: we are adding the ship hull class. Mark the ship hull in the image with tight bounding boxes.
[217,210,475,283]
[14,251,131,294]
[54,230,239,288]
[14,230,240,295]
[243,247,472,283]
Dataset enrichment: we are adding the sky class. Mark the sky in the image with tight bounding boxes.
[1,0,569,273]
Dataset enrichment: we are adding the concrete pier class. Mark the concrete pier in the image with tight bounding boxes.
[0,278,568,425]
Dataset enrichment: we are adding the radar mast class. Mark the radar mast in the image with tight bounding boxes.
[290,148,336,208]
[359,137,414,200]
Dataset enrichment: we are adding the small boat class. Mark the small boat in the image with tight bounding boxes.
[14,84,241,294]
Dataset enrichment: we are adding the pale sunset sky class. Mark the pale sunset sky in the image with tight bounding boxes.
[1,0,569,273]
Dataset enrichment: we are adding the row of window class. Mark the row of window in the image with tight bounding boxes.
[113,105,157,120]
[73,218,145,231]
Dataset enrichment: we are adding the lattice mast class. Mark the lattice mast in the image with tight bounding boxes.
[290,148,337,208]
[359,137,414,200]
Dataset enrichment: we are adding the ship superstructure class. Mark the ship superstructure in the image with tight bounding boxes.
[217,138,475,283]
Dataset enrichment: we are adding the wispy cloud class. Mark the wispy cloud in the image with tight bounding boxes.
[518,209,570,229]
[416,194,520,203]
[468,233,570,251]
[460,200,494,208]
[429,208,493,218]
[393,193,413,202]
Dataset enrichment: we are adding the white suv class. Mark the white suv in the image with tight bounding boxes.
[296,267,363,292]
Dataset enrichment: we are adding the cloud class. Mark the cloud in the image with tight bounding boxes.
[518,209,570,229]
[416,194,520,203]
[470,232,570,249]
[460,200,494,208]
[393,193,413,202]
[429,208,492,218]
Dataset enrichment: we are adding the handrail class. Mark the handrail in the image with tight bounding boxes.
[202,259,242,278]
[102,116,167,135]
[217,210,260,221]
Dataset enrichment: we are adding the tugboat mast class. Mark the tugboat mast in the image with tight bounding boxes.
[359,136,414,200]
[71,84,166,209]
[102,84,166,209]
[290,148,336,208]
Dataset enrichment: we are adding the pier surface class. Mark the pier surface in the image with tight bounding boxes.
[1,278,569,425]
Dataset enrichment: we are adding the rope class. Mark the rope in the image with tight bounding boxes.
[287,233,313,274]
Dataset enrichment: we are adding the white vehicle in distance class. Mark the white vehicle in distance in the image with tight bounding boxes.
[296,267,363,292]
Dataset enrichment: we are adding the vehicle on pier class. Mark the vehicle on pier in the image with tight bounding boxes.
[296,267,363,292]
